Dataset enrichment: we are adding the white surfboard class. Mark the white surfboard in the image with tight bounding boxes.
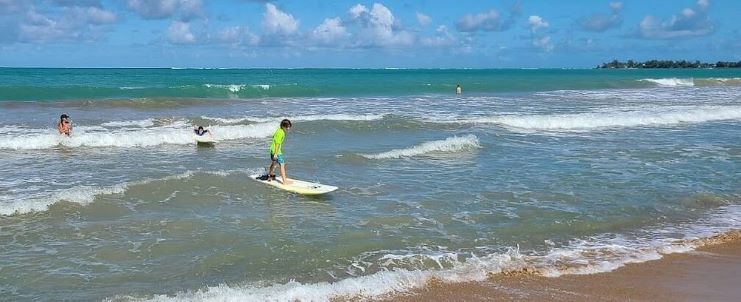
[250,174,338,195]
[194,135,215,145]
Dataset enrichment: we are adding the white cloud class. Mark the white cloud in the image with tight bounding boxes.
[639,16,653,29]
[86,7,117,24]
[217,26,242,42]
[16,4,117,43]
[580,14,622,32]
[579,2,623,32]
[0,0,26,15]
[348,3,413,47]
[416,12,431,26]
[635,0,713,39]
[167,21,195,44]
[527,15,552,52]
[528,15,548,31]
[262,3,298,36]
[53,0,101,7]
[127,0,201,20]
[18,9,72,42]
[532,36,553,52]
[127,0,177,19]
[456,9,502,32]
[25,9,54,26]
[368,3,394,29]
[421,25,455,47]
[609,1,623,11]
[348,4,367,20]
[216,26,259,45]
[179,0,203,20]
[311,17,348,45]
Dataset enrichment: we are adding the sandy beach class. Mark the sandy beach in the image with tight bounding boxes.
[384,230,741,302]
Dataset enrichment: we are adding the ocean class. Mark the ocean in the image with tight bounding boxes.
[0,68,740,301]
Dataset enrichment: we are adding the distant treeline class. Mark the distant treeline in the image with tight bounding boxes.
[597,60,741,69]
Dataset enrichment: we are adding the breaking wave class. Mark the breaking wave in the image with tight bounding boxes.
[201,114,386,125]
[639,77,741,87]
[114,205,741,302]
[639,78,694,87]
[431,106,741,132]
[0,169,256,216]
[202,84,271,92]
[0,123,275,150]
[361,135,480,159]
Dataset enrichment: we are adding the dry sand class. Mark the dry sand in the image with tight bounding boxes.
[379,230,741,302]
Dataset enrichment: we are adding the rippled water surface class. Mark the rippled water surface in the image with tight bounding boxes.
[1,69,740,301]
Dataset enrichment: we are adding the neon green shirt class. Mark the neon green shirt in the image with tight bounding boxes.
[270,128,285,155]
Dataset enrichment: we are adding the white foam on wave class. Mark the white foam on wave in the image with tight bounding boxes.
[639,78,695,87]
[0,169,257,216]
[0,125,34,136]
[208,123,276,140]
[202,84,271,92]
[202,114,385,125]
[0,184,129,216]
[700,77,741,83]
[535,205,741,276]
[121,205,741,302]
[715,77,741,82]
[102,119,155,128]
[434,105,741,132]
[118,249,525,302]
[0,123,275,150]
[361,135,480,159]
[640,77,741,87]
[203,84,246,93]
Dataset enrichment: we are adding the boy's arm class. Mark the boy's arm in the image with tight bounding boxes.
[274,143,282,156]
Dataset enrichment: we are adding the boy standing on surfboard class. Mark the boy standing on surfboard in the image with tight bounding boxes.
[264,119,292,185]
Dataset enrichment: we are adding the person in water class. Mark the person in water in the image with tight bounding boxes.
[263,119,292,185]
[57,114,72,136]
[456,84,462,94]
[193,125,213,137]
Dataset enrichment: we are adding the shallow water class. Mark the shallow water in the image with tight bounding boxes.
[0,69,740,301]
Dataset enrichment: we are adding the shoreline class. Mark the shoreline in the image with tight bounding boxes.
[381,230,741,302]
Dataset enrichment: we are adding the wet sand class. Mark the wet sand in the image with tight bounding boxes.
[382,230,741,302]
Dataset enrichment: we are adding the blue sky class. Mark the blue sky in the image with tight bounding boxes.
[0,0,739,68]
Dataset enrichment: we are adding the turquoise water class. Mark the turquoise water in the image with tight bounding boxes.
[0,68,740,301]
[1,68,740,100]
